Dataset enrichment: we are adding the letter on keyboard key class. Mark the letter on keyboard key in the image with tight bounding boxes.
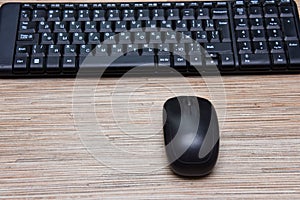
[240,54,270,70]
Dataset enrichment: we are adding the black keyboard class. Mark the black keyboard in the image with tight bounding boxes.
[0,0,300,77]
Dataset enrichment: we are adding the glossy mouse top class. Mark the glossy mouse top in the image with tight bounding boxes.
[163,96,219,177]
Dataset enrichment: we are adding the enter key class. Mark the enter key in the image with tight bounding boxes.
[287,41,300,68]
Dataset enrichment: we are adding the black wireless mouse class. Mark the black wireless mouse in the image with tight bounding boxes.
[163,96,219,177]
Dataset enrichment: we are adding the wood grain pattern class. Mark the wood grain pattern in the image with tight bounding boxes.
[0,0,300,199]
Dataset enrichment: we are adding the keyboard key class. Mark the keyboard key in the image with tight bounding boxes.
[208,31,220,42]
[14,57,28,73]
[103,32,116,44]
[236,30,250,41]
[18,33,39,45]
[30,56,44,73]
[88,33,101,44]
[205,19,215,31]
[130,21,143,32]
[173,55,188,70]
[108,10,120,21]
[20,10,31,21]
[72,32,86,44]
[100,21,112,32]
[251,29,266,41]
[175,20,188,31]
[137,9,150,20]
[41,33,55,44]
[182,9,195,20]
[48,45,61,56]
[253,41,268,53]
[248,6,262,18]
[267,29,283,40]
[189,54,203,68]
[217,20,231,42]
[197,8,210,19]
[95,44,109,56]
[157,54,171,67]
[80,45,93,56]
[286,41,300,66]
[63,10,76,21]
[152,9,165,20]
[190,20,203,31]
[281,18,298,40]
[238,42,252,54]
[235,18,249,30]
[167,9,180,20]
[118,32,132,44]
[93,10,105,21]
[234,7,247,18]
[220,54,235,70]
[64,45,77,56]
[195,31,208,43]
[272,53,287,66]
[32,10,46,21]
[115,21,128,32]
[19,22,36,33]
[264,5,278,17]
[164,31,178,43]
[78,10,90,21]
[204,43,232,53]
[57,33,70,44]
[111,55,155,68]
[54,22,67,32]
[250,18,264,29]
[269,41,284,53]
[141,44,155,55]
[212,8,228,19]
[48,10,61,21]
[265,17,280,29]
[280,5,294,17]
[133,32,147,44]
[38,21,52,33]
[123,9,136,21]
[240,53,270,69]
[160,20,172,30]
[16,45,30,56]
[32,45,46,56]
[62,56,77,72]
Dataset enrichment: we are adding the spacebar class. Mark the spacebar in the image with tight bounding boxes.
[110,55,155,67]
[79,55,155,68]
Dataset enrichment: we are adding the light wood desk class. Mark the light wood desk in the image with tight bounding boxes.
[0,0,300,199]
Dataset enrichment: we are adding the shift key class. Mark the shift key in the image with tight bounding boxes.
[204,43,232,53]
[287,41,300,67]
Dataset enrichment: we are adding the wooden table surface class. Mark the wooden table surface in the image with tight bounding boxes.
[0,0,300,199]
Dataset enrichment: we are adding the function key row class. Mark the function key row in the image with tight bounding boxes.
[22,2,228,10]
[20,8,229,22]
